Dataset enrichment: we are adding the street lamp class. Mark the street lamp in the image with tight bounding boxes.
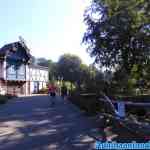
[57,76,63,95]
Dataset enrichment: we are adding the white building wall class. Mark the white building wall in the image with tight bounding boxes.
[0,62,49,95]
[27,66,49,94]
[26,65,30,81]
[3,60,7,80]
[39,82,43,90]
[25,66,30,94]
[30,81,35,93]
[0,61,4,79]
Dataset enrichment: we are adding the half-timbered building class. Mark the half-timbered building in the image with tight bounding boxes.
[0,39,49,96]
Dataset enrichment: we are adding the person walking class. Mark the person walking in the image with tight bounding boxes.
[48,83,57,106]
[61,84,68,100]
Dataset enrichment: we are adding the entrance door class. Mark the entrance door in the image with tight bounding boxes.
[34,82,39,93]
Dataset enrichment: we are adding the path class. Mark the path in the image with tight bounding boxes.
[0,96,102,150]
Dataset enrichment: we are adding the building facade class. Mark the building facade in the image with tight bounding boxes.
[26,64,49,94]
[0,40,49,96]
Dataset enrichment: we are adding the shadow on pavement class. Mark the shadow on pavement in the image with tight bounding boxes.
[0,96,102,150]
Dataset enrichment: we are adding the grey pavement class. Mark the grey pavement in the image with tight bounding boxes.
[0,95,103,150]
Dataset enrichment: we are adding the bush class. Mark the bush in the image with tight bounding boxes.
[69,92,101,115]
[38,88,48,94]
[0,94,16,104]
[0,95,8,104]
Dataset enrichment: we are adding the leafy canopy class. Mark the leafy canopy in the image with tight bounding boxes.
[57,54,82,82]
[83,0,150,73]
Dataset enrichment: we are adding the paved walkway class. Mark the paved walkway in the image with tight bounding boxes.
[0,96,102,150]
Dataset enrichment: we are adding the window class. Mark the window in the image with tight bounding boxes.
[7,65,16,74]
[17,64,25,75]
[6,65,16,80]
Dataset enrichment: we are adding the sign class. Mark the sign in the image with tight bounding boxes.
[117,101,126,118]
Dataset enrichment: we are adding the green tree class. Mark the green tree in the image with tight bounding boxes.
[83,0,150,74]
[36,57,49,67]
[48,60,58,81]
[57,54,82,90]
[79,63,104,93]
[78,63,90,91]
[30,55,36,64]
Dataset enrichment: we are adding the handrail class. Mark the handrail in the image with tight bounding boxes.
[99,96,150,106]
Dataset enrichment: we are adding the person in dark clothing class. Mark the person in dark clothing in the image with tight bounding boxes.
[61,84,67,99]
[48,83,57,106]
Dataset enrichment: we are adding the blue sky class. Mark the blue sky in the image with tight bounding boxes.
[0,0,93,64]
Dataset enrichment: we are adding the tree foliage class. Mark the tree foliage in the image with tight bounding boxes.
[56,53,105,93]
[83,0,150,73]
[57,54,82,82]
[36,57,49,67]
[48,60,58,81]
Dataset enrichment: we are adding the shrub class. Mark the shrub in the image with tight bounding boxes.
[38,88,48,94]
[69,92,101,115]
[0,94,16,104]
[0,95,8,104]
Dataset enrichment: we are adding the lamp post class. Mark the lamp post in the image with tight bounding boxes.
[70,69,73,92]
[57,76,63,96]
[57,76,60,96]
[61,77,63,85]
[57,76,60,86]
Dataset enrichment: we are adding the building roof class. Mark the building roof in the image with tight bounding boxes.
[0,41,31,62]
[0,41,49,71]
[29,64,49,71]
